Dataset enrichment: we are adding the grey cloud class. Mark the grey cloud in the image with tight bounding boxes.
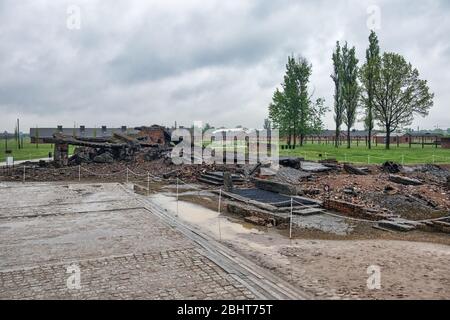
[0,0,449,132]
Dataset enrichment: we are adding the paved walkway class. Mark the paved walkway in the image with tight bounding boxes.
[0,182,307,299]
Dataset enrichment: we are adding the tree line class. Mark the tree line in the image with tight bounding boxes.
[269,31,434,150]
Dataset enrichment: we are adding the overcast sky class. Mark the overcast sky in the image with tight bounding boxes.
[1,0,449,132]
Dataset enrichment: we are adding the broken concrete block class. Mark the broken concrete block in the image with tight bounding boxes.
[382,161,402,173]
[93,152,114,163]
[223,172,234,192]
[252,178,297,195]
[260,167,278,176]
[300,161,332,172]
[279,157,303,169]
[389,174,423,186]
[343,164,368,175]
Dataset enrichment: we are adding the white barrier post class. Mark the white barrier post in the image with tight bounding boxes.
[126,167,129,184]
[23,166,26,183]
[147,172,150,196]
[289,197,293,239]
[78,165,81,182]
[218,188,222,241]
[176,178,179,217]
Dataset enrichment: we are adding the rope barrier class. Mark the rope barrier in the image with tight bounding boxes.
[127,168,148,177]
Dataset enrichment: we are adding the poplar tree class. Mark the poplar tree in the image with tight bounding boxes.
[360,31,381,149]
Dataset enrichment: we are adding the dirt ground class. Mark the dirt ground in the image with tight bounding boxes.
[230,236,450,300]
[154,190,450,300]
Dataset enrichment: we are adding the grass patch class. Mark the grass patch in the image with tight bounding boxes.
[0,138,74,162]
[280,142,450,164]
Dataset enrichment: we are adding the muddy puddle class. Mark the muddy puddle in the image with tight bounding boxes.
[149,193,265,240]
[149,184,356,238]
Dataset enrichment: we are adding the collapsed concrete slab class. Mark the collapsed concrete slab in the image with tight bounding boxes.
[279,157,304,169]
[300,161,333,173]
[382,161,402,174]
[252,178,297,195]
[389,174,423,186]
[343,164,368,175]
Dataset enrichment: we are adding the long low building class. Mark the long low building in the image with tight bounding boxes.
[30,126,138,143]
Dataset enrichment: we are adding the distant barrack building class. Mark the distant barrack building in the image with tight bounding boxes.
[295,130,379,146]
[285,129,445,148]
[30,126,139,144]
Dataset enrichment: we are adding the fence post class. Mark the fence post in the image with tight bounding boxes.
[147,172,150,196]
[289,197,293,239]
[218,188,222,241]
[126,167,129,184]
[78,165,81,182]
[23,166,26,183]
[176,178,179,217]
[402,154,405,166]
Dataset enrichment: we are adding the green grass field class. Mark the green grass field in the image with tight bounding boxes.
[2,137,450,165]
[0,138,57,162]
[279,142,450,164]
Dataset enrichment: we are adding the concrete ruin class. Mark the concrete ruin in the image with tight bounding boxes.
[37,125,173,166]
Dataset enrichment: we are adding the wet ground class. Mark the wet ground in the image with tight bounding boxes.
[151,187,450,299]
[150,193,265,241]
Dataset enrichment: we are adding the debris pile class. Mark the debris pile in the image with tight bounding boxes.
[389,174,423,186]
[197,171,244,186]
[382,161,402,173]
[343,164,369,175]
[1,126,449,237]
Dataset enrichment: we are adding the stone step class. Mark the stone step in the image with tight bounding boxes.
[377,220,416,232]
[200,174,225,183]
[206,171,244,181]
[293,208,325,216]
[197,176,223,186]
